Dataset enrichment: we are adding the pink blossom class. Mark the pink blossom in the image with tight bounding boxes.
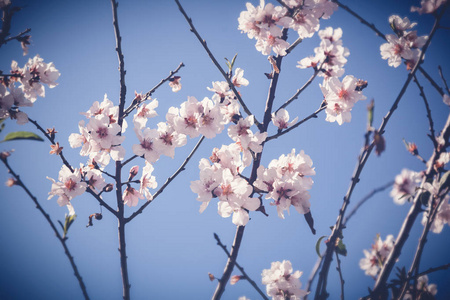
[123,186,143,207]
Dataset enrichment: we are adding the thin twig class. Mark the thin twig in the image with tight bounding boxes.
[305,255,324,299]
[122,62,185,119]
[314,5,448,298]
[335,252,345,300]
[266,105,326,142]
[121,155,138,167]
[0,157,90,300]
[110,1,130,299]
[372,111,450,298]
[276,62,323,114]
[3,27,31,43]
[27,117,117,216]
[343,181,394,226]
[333,0,445,97]
[174,0,259,127]
[125,135,205,223]
[213,233,269,300]
[413,74,437,147]
[398,188,449,299]
[285,36,303,55]
[438,65,450,94]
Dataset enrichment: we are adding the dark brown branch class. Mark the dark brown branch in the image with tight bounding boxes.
[266,105,326,142]
[212,226,246,300]
[110,1,130,299]
[213,233,269,300]
[335,252,345,300]
[398,188,449,299]
[343,181,394,226]
[315,5,448,298]
[125,135,205,223]
[0,4,30,48]
[333,0,445,97]
[121,155,138,167]
[0,157,90,300]
[174,0,259,126]
[413,74,437,147]
[372,112,450,298]
[305,255,324,299]
[27,117,117,217]
[275,62,323,114]
[438,65,450,94]
[122,62,184,119]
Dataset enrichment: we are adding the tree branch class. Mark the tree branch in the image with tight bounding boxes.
[343,181,394,226]
[266,105,326,142]
[335,252,345,300]
[275,62,323,114]
[314,5,448,297]
[213,233,269,300]
[413,74,437,147]
[110,1,130,299]
[122,62,185,119]
[174,0,259,126]
[0,156,90,300]
[438,65,450,94]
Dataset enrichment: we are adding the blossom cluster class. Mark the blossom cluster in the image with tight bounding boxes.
[380,15,428,69]
[402,275,437,299]
[261,260,307,300]
[47,165,107,215]
[0,55,60,124]
[54,66,250,212]
[190,143,261,226]
[69,94,127,167]
[254,149,315,219]
[359,234,395,278]
[298,27,349,79]
[298,27,366,125]
[390,168,422,205]
[238,0,337,56]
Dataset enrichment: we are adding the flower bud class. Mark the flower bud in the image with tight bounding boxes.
[230,275,243,285]
[5,178,17,187]
[129,165,139,181]
[104,183,114,192]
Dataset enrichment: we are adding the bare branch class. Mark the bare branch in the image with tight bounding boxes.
[174,0,259,126]
[275,62,323,114]
[266,105,326,142]
[335,252,345,300]
[125,135,205,223]
[213,233,269,300]
[343,180,394,226]
[413,74,437,147]
[110,1,131,299]
[122,62,185,119]
[438,65,450,94]
[0,156,90,300]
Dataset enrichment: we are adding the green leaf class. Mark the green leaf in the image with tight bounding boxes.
[1,131,44,142]
[367,99,374,128]
[63,214,76,239]
[230,53,238,69]
[316,236,327,258]
[336,238,347,256]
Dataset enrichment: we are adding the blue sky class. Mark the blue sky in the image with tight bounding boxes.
[1,0,450,299]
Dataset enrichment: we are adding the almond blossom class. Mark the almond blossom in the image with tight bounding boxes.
[261,260,308,300]
[272,108,298,130]
[47,165,87,209]
[139,161,158,201]
[359,235,395,278]
[123,186,143,207]
[390,169,422,205]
